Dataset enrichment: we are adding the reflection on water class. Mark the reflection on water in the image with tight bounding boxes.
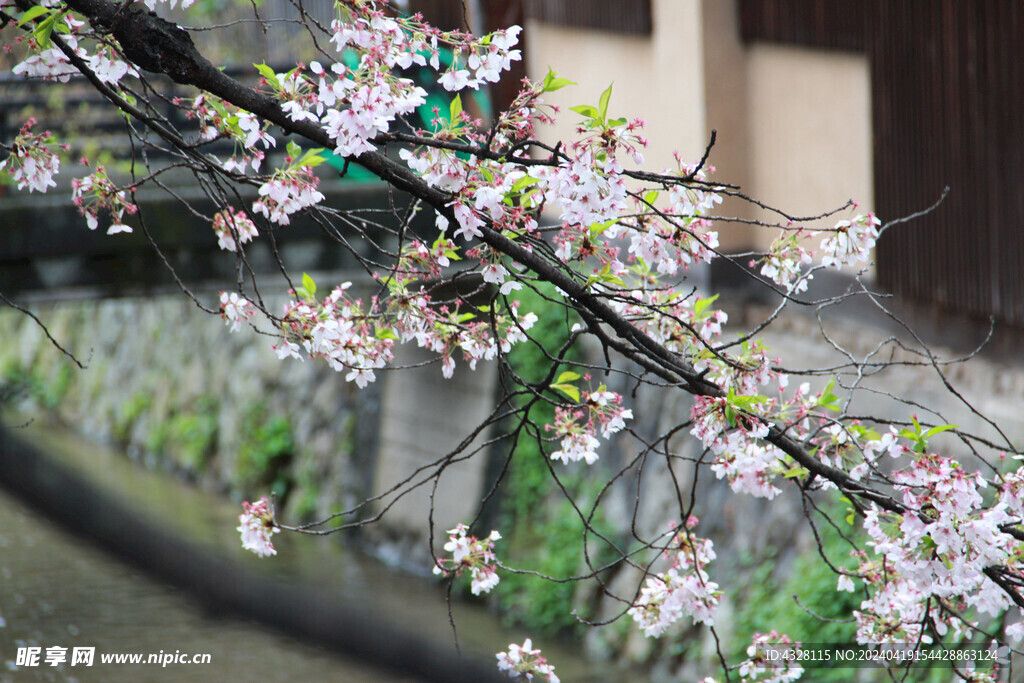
[0,421,605,682]
[0,489,415,682]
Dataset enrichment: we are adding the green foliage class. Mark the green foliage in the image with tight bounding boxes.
[291,454,322,522]
[113,391,152,445]
[498,499,587,633]
[728,545,861,682]
[167,398,219,472]
[494,282,605,634]
[235,402,295,501]
[141,396,219,475]
[0,358,74,409]
[39,363,72,409]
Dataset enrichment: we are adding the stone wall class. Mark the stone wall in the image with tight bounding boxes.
[0,285,495,548]
[4,284,1024,679]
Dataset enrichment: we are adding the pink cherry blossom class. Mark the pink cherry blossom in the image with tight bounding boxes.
[496,639,559,682]
[212,209,259,252]
[237,497,279,557]
[433,523,502,595]
[0,118,61,193]
[219,292,254,333]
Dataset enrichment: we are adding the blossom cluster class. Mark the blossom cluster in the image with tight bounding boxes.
[848,449,1024,645]
[237,497,279,557]
[183,94,277,173]
[211,209,259,252]
[432,523,502,595]
[759,230,814,293]
[628,517,721,637]
[248,2,522,160]
[0,118,63,193]
[819,212,881,268]
[219,292,255,333]
[273,281,393,388]
[252,165,325,226]
[737,632,804,683]
[547,387,632,465]
[12,14,136,87]
[496,639,559,682]
[624,166,722,276]
[70,163,138,234]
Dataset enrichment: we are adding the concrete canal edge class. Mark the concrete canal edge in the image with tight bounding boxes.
[0,428,507,683]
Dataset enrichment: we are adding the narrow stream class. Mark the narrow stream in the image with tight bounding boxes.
[0,420,610,682]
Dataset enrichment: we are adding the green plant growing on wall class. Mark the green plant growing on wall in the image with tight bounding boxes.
[113,391,152,445]
[494,282,616,635]
[167,396,219,474]
[235,402,295,503]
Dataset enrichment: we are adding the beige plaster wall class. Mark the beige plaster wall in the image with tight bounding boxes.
[700,0,752,250]
[745,44,873,249]
[524,0,708,173]
[523,1,874,255]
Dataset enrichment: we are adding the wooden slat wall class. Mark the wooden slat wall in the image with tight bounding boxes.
[739,0,866,51]
[524,0,652,35]
[406,0,473,31]
[872,1,1024,326]
[742,0,1024,327]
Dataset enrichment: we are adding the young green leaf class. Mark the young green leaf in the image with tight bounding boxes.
[17,5,51,26]
[693,294,720,317]
[570,104,600,120]
[449,94,463,122]
[551,383,580,403]
[253,63,280,88]
[923,424,958,440]
[598,83,613,119]
[783,465,810,479]
[301,272,316,298]
[542,67,576,93]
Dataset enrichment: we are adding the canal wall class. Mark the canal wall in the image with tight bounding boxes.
[0,284,496,556]
[4,279,1024,679]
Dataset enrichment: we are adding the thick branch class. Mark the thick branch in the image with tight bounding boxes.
[53,0,941,520]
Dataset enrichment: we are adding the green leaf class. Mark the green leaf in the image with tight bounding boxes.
[643,190,659,205]
[253,62,280,88]
[603,273,626,287]
[598,83,613,119]
[375,327,398,341]
[449,93,463,122]
[783,465,810,479]
[301,272,316,298]
[570,104,600,120]
[297,148,327,168]
[34,13,58,48]
[542,67,575,93]
[817,378,840,411]
[555,370,581,383]
[510,174,540,192]
[550,383,580,403]
[17,5,50,26]
[924,424,958,439]
[693,294,719,317]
